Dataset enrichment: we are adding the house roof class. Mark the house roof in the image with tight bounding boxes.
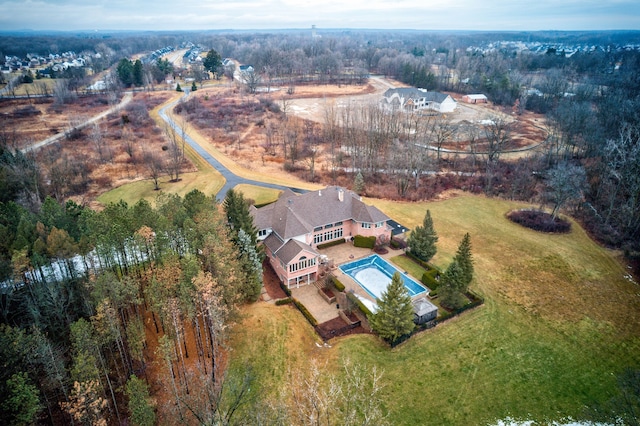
[252,186,390,241]
[262,228,318,265]
[383,88,453,104]
[276,239,317,265]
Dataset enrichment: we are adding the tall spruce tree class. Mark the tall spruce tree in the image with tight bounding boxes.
[369,272,415,346]
[453,233,474,288]
[236,229,263,302]
[223,189,257,245]
[407,210,438,262]
[439,260,466,310]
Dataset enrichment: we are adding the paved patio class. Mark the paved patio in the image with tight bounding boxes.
[289,241,411,323]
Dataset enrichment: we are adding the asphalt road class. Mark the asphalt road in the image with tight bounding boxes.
[158,94,307,201]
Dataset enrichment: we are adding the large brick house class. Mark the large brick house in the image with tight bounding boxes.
[250,186,392,288]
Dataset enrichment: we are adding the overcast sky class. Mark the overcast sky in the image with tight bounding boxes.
[1,0,639,32]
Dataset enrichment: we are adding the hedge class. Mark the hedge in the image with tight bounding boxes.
[353,235,376,249]
[346,292,372,317]
[279,282,292,297]
[275,297,293,306]
[390,237,407,250]
[331,276,345,292]
[317,238,346,250]
[435,291,484,324]
[421,269,441,290]
[293,299,318,327]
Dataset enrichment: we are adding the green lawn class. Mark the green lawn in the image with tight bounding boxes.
[389,254,429,282]
[234,184,281,206]
[231,194,640,425]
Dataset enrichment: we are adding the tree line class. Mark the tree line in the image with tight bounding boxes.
[0,186,267,424]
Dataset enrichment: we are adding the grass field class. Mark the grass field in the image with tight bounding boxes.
[229,193,640,425]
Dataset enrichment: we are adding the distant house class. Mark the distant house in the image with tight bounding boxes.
[412,297,438,324]
[462,94,488,104]
[381,88,457,114]
[251,186,392,288]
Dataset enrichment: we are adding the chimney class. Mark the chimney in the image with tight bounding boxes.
[318,190,322,196]
[338,188,344,202]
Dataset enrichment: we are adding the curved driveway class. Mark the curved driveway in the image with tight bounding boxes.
[158,95,307,201]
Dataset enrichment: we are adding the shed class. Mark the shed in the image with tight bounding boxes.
[462,94,488,104]
[412,297,438,324]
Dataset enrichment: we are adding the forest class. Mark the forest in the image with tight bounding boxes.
[1,29,640,424]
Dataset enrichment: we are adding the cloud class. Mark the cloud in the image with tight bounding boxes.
[0,0,638,31]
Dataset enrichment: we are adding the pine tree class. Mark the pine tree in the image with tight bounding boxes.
[453,233,473,288]
[369,272,415,346]
[407,210,438,262]
[223,189,257,245]
[191,81,197,92]
[125,375,156,426]
[439,260,466,310]
[176,83,182,92]
[236,229,263,302]
[353,171,365,195]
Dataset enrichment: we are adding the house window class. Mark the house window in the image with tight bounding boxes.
[362,223,371,229]
[324,224,333,229]
[258,229,268,237]
[334,221,343,226]
[313,227,343,245]
[375,222,384,228]
[314,226,323,232]
[289,256,316,273]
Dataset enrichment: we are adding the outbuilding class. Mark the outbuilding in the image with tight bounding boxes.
[412,297,438,324]
[462,94,488,104]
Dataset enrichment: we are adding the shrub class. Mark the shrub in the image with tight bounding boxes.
[507,209,571,233]
[390,237,407,250]
[293,299,318,327]
[317,238,346,250]
[331,276,345,292]
[353,235,376,249]
[421,269,441,290]
[279,282,292,297]
[346,292,372,317]
[275,297,293,306]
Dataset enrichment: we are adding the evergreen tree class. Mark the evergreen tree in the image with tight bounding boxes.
[176,83,182,92]
[353,171,365,195]
[453,233,474,288]
[439,260,467,310]
[191,81,198,92]
[3,372,41,426]
[125,375,156,426]
[369,272,415,346]
[236,229,263,302]
[407,210,438,262]
[223,189,257,245]
[203,49,222,76]
[133,59,144,87]
[116,58,134,87]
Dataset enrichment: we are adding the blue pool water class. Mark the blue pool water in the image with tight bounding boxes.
[339,254,427,300]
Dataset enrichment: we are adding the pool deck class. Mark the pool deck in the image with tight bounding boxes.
[288,241,414,326]
[320,242,414,302]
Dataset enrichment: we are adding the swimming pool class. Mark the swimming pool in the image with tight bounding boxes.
[339,254,427,300]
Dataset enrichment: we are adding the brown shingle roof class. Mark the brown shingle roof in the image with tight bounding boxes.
[275,239,318,265]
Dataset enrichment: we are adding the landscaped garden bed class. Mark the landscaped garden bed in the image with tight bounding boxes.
[507,209,571,233]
